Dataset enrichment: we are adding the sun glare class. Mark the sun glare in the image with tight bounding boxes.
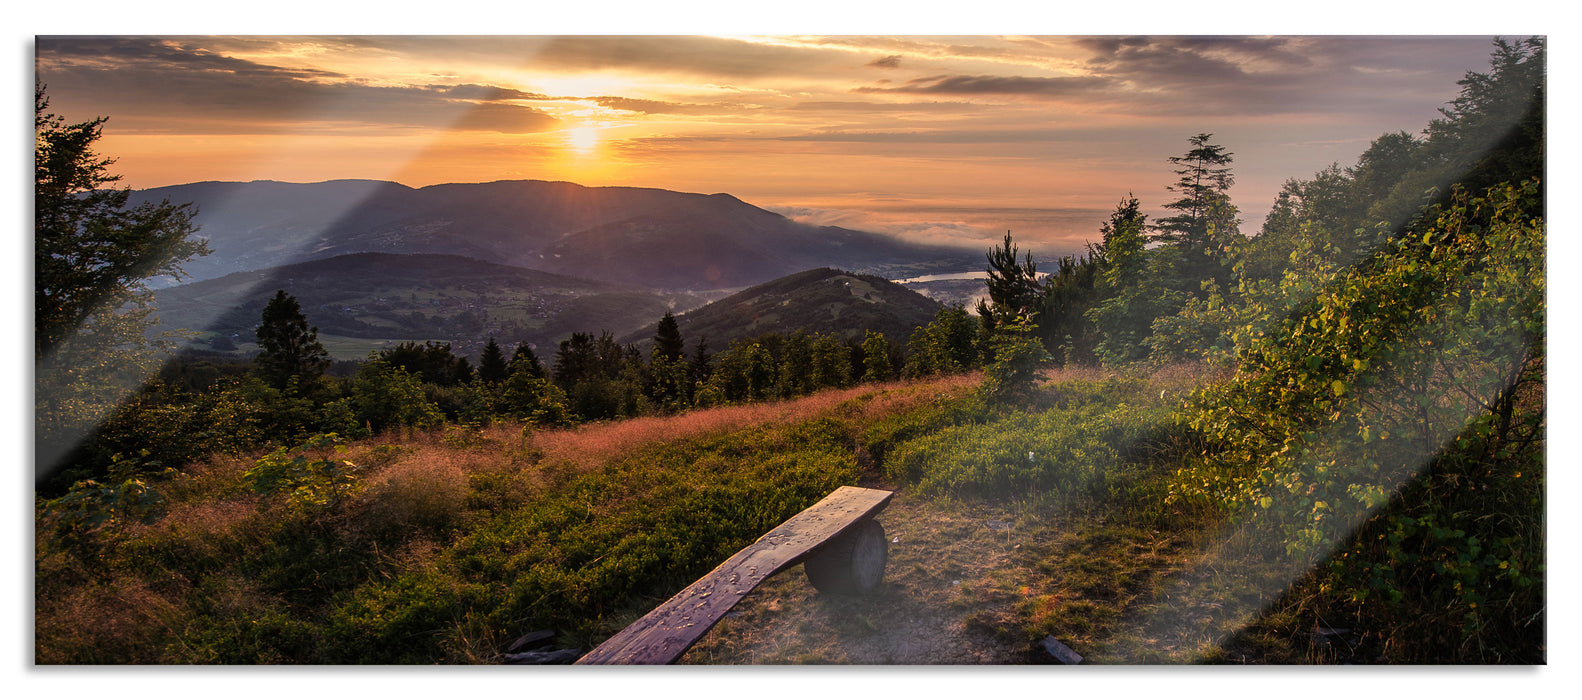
[566,126,600,154]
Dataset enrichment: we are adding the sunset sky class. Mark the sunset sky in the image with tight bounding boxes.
[10,6,1580,694]
[26,15,1527,257]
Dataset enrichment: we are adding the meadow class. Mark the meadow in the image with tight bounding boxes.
[37,344,1542,663]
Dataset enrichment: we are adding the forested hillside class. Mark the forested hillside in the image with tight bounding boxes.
[150,252,706,360]
[621,268,943,351]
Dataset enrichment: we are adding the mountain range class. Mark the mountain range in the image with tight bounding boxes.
[141,179,990,361]
[150,252,704,360]
[621,268,943,353]
[131,179,981,291]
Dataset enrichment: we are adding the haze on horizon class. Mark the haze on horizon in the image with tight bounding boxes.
[34,34,1505,257]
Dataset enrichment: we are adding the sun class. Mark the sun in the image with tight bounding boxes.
[566,126,600,153]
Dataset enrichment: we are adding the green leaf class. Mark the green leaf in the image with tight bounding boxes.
[1331,379,1346,397]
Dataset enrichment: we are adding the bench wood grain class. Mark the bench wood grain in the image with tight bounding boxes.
[574,485,893,665]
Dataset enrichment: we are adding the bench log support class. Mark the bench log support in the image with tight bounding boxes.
[574,485,893,665]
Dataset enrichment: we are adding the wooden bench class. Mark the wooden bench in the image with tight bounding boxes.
[574,485,894,665]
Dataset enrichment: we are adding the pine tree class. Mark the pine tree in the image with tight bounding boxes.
[478,338,509,383]
[510,342,546,379]
[689,335,713,387]
[1153,133,1240,289]
[34,84,209,482]
[652,312,685,363]
[253,290,329,391]
[378,341,464,386]
[1086,196,1177,366]
[35,84,208,360]
[552,332,596,392]
[452,356,474,384]
[977,231,1043,328]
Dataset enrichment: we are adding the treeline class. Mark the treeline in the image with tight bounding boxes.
[49,284,1010,492]
[990,38,1544,375]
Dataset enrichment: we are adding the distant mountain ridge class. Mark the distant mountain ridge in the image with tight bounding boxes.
[151,252,705,360]
[622,267,943,352]
[130,179,980,291]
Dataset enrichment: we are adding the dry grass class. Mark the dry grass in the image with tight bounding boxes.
[351,451,472,537]
[499,374,983,473]
[35,572,188,664]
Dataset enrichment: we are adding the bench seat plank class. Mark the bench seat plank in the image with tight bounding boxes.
[574,486,893,665]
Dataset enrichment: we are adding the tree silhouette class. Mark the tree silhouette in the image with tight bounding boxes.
[478,338,509,383]
[35,83,208,359]
[253,290,329,391]
[978,231,1043,329]
[652,312,685,363]
[1152,133,1239,289]
[34,83,210,482]
[510,342,546,379]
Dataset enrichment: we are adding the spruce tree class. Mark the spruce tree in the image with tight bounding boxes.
[478,338,509,383]
[977,231,1043,328]
[35,84,208,360]
[34,84,211,483]
[1152,134,1240,289]
[510,342,545,379]
[689,335,713,386]
[253,289,329,391]
[652,312,685,363]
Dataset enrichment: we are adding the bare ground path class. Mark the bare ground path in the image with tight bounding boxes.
[679,492,1056,664]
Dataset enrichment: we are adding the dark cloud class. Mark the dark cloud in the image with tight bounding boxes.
[868,55,902,69]
[520,35,857,78]
[1066,35,1496,117]
[35,37,560,134]
[779,128,1092,144]
[38,35,344,80]
[1076,36,1267,86]
[429,83,552,102]
[591,96,739,115]
[788,100,984,112]
[837,36,1494,120]
[853,73,1113,97]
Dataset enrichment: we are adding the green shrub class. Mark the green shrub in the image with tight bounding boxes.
[884,379,1166,502]
[243,434,362,513]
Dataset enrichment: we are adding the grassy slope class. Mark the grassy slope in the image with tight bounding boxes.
[35,375,979,663]
[34,361,1542,664]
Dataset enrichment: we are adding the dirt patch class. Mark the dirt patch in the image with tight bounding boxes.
[679,492,1053,664]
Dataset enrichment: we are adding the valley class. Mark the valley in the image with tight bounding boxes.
[141,180,987,362]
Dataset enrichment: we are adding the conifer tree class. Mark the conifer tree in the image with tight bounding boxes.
[652,312,685,363]
[34,84,209,482]
[253,290,329,391]
[477,338,509,383]
[689,335,713,386]
[978,231,1043,328]
[35,84,208,360]
[1153,133,1240,289]
[510,342,545,379]
[452,356,474,385]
